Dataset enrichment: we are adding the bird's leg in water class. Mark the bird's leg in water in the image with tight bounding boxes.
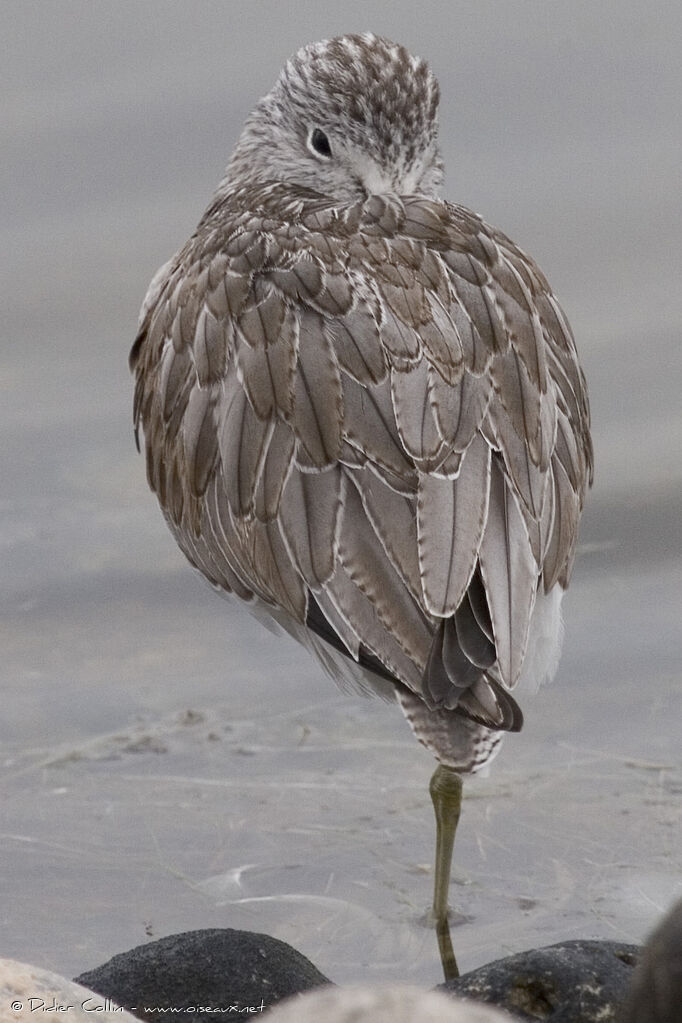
[430,763,463,981]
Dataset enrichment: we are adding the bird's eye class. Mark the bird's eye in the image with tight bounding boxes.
[309,128,332,158]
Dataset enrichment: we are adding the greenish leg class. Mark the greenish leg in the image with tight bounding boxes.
[435,917,458,983]
[429,763,463,981]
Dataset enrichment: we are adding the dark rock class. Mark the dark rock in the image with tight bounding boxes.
[619,898,682,1023]
[441,940,639,1022]
[75,928,331,1020]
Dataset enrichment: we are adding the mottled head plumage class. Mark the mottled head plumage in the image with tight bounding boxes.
[225,33,443,201]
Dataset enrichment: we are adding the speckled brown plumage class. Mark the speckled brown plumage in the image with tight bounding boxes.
[130,34,592,773]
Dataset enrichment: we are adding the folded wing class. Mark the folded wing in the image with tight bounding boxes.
[130,187,592,733]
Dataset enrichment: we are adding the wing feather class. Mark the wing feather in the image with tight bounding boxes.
[455,592,496,669]
[292,310,343,467]
[342,372,414,480]
[181,383,219,497]
[198,479,254,599]
[194,304,228,385]
[418,292,465,383]
[131,187,592,742]
[478,455,537,686]
[235,312,297,419]
[543,454,581,591]
[347,466,422,602]
[322,565,422,690]
[253,421,296,522]
[390,359,448,469]
[337,479,431,668]
[417,433,491,617]
[378,301,422,363]
[217,372,273,517]
[326,296,387,384]
[250,518,307,620]
[428,361,492,452]
[209,477,259,586]
[278,465,344,589]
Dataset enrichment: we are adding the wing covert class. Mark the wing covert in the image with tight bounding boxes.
[130,186,592,729]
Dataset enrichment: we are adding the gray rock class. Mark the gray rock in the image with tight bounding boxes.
[0,958,137,1021]
[268,984,518,1022]
[441,940,639,1022]
[75,928,329,1020]
[619,898,682,1023]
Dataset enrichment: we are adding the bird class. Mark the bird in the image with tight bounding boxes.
[130,33,593,979]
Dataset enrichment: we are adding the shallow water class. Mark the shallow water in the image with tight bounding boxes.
[2,0,681,986]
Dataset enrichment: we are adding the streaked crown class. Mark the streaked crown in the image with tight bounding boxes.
[224,33,443,201]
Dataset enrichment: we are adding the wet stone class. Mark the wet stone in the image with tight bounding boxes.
[75,928,330,1020]
[441,940,639,1022]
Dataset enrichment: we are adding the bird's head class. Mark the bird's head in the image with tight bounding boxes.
[224,33,444,201]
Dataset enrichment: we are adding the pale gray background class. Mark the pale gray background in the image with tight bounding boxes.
[2,0,680,987]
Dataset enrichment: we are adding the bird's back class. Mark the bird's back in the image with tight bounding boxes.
[131,183,592,770]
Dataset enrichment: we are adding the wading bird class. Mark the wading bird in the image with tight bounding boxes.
[130,34,592,978]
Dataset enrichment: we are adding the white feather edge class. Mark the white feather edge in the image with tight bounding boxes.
[138,258,174,330]
[510,584,564,697]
